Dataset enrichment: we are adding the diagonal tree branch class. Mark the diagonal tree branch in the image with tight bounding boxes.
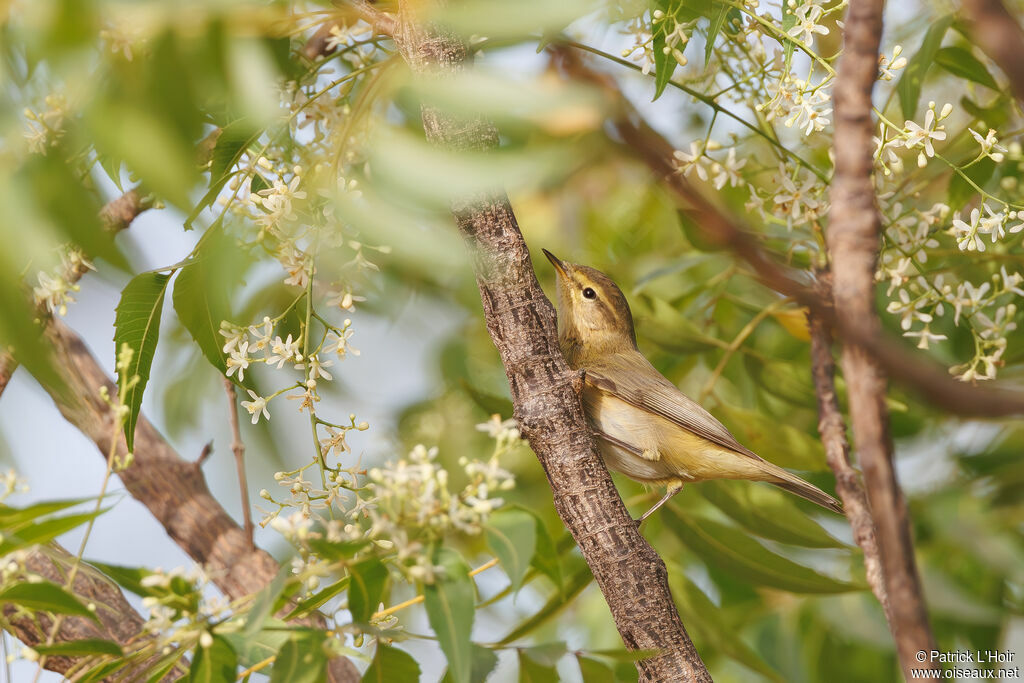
[3,544,187,681]
[828,1,937,679]
[390,4,710,681]
[961,0,1024,105]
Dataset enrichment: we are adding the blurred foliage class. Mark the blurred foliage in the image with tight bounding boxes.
[0,0,1022,681]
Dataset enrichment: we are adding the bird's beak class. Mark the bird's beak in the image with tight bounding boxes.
[542,249,568,279]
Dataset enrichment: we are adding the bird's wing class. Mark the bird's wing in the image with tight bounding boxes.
[584,355,762,462]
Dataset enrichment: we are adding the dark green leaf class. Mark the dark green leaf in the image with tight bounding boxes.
[251,174,270,194]
[348,557,388,625]
[486,507,537,592]
[578,656,615,683]
[499,564,592,644]
[188,634,237,683]
[145,648,189,683]
[424,547,475,683]
[960,95,1009,129]
[664,508,860,593]
[87,562,154,597]
[33,639,123,657]
[224,619,290,668]
[0,581,100,622]
[934,46,998,90]
[699,481,845,548]
[269,632,327,683]
[897,14,954,118]
[362,644,421,683]
[114,272,171,451]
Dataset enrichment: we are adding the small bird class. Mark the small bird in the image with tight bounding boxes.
[543,249,842,522]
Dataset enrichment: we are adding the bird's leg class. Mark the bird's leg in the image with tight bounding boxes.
[636,483,684,524]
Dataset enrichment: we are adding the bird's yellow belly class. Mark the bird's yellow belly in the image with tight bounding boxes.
[584,390,767,484]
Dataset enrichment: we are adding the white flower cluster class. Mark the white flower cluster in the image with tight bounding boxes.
[32,248,95,317]
[674,141,748,190]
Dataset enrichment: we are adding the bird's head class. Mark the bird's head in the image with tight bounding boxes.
[543,249,637,364]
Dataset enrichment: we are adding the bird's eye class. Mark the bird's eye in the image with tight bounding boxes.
[582,287,597,300]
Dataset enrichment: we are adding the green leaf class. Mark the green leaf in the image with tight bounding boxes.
[715,404,827,471]
[531,517,563,593]
[442,644,499,683]
[243,568,290,638]
[284,576,350,621]
[0,581,100,622]
[348,557,389,625]
[897,14,954,119]
[705,2,729,67]
[934,46,998,90]
[578,656,615,683]
[224,619,290,668]
[948,157,996,211]
[269,632,327,683]
[669,572,783,681]
[33,639,123,657]
[960,95,1010,129]
[0,497,93,529]
[519,649,559,682]
[486,507,537,592]
[699,481,846,548]
[499,564,593,644]
[87,562,154,598]
[173,222,250,378]
[362,644,421,683]
[652,30,674,101]
[114,272,171,451]
[250,174,270,194]
[145,648,189,683]
[423,547,475,683]
[188,634,237,683]
[781,0,797,71]
[663,508,860,593]
[209,119,259,188]
[0,509,109,555]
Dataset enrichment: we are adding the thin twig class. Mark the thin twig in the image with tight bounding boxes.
[828,1,937,678]
[196,440,214,467]
[806,277,890,621]
[223,378,255,550]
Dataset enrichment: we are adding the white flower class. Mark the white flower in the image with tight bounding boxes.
[787,4,829,43]
[673,142,710,182]
[241,390,270,424]
[709,148,747,189]
[969,128,1007,162]
[267,334,301,368]
[902,325,947,349]
[903,108,946,158]
[226,341,250,380]
[220,323,246,354]
[300,354,333,381]
[248,317,274,354]
[784,89,832,136]
[886,288,932,330]
[773,168,822,224]
[952,208,984,252]
[877,46,907,81]
[951,281,990,325]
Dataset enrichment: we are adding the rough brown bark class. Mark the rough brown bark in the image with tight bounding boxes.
[4,544,186,681]
[806,280,889,621]
[391,6,710,681]
[39,320,360,682]
[549,45,1024,419]
[828,2,937,680]
[961,0,1024,105]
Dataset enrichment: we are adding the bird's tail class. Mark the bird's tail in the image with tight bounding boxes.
[770,477,843,514]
